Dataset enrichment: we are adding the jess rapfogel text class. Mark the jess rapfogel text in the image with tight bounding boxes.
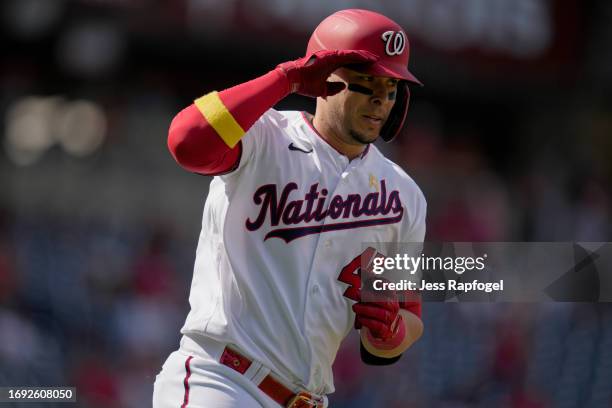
[373,279,504,293]
[372,253,487,275]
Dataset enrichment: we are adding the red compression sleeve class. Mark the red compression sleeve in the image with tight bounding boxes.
[399,290,422,318]
[168,69,290,175]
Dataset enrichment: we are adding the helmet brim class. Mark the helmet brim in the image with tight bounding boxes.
[346,61,423,86]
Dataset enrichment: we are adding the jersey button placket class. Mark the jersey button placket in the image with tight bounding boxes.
[302,164,344,377]
[313,366,322,387]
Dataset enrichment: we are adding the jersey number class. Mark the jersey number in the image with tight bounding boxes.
[337,247,382,301]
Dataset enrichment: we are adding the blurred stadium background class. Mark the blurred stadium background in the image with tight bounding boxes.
[1,0,611,407]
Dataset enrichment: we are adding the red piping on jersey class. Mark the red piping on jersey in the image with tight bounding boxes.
[300,112,370,159]
[181,356,193,408]
[361,143,371,159]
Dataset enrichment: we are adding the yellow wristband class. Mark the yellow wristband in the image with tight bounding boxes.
[194,91,245,148]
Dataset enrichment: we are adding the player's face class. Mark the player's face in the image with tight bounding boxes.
[331,68,399,145]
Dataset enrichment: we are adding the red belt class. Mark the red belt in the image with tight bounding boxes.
[219,346,325,408]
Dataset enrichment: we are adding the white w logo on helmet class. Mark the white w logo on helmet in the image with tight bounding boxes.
[381,30,406,56]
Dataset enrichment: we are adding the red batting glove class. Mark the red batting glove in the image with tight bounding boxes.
[353,286,401,341]
[276,49,378,98]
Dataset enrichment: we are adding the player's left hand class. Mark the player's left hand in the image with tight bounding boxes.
[352,281,401,341]
[276,49,378,98]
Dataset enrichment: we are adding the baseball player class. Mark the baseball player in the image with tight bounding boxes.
[154,9,426,408]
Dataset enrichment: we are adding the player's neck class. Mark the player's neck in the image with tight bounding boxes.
[311,114,365,161]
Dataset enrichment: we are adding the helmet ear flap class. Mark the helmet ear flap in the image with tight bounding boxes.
[381,82,410,142]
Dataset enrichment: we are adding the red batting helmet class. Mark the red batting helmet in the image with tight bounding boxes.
[307,9,421,142]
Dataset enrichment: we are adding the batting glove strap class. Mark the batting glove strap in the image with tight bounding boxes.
[364,314,406,351]
[352,299,400,340]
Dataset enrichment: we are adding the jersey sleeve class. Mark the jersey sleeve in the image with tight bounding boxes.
[220,108,281,179]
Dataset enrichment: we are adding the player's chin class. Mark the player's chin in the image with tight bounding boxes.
[359,119,384,136]
[349,128,379,145]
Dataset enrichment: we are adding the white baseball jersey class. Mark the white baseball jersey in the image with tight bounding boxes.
[181,109,426,394]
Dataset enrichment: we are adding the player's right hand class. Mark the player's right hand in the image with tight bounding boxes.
[276,49,378,98]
